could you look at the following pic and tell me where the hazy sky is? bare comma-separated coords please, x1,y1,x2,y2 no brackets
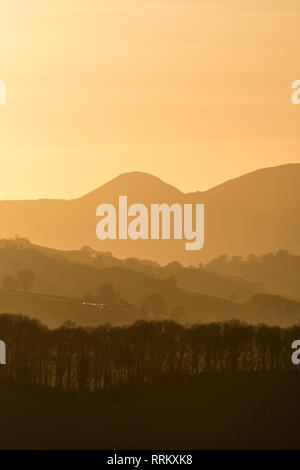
0,0,299,199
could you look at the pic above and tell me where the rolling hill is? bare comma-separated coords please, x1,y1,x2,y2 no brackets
0,244,249,326
0,164,299,264
0,243,299,327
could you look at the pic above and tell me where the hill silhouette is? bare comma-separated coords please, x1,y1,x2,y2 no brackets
0,241,299,326
0,239,264,302
0,164,299,264
0,242,249,326
206,250,300,301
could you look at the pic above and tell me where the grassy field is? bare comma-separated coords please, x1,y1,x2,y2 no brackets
0,290,137,327
0,373,300,449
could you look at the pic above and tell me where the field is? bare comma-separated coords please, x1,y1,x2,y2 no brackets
1,373,300,450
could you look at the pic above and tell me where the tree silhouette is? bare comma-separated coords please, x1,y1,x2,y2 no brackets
142,293,167,320
171,305,186,322
0,313,298,392
16,270,35,293
2,275,15,291
97,282,118,304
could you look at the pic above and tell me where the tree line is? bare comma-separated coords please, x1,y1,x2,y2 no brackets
0,314,299,392
2,270,35,293
83,283,187,322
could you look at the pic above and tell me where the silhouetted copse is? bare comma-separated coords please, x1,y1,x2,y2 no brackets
206,250,300,301
0,314,298,392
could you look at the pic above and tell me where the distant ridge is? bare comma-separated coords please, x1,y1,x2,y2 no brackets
78,171,184,203
0,163,299,263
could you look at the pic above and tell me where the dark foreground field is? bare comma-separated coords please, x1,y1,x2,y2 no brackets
1,373,300,449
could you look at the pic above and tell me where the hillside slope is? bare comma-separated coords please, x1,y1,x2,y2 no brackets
0,164,299,264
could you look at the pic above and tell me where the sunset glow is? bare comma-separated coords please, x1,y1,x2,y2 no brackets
0,0,299,199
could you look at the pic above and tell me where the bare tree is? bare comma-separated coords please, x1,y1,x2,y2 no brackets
16,270,35,293
97,282,118,304
2,275,15,291
142,293,167,320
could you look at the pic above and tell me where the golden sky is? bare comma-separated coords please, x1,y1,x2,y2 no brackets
0,0,299,199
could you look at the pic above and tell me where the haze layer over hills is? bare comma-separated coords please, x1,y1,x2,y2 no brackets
0,164,299,264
